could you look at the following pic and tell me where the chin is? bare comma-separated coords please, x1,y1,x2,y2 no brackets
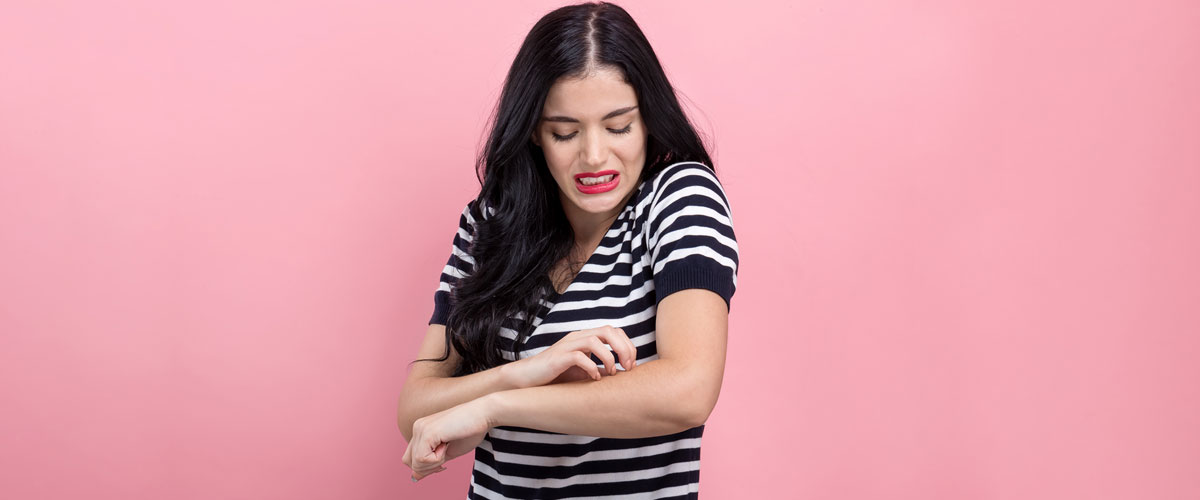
568,189,626,214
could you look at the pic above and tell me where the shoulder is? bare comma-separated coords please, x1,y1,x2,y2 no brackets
455,197,495,227
640,161,733,224
649,160,721,187
637,162,740,308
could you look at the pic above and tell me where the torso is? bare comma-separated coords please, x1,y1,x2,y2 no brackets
549,241,600,295
438,161,738,500
550,209,628,295
549,261,574,295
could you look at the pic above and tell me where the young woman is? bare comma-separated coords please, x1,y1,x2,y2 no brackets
397,2,739,498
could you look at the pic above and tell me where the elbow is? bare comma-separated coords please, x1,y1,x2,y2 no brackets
675,377,722,430
678,399,716,430
396,395,415,442
397,376,435,443
398,417,413,443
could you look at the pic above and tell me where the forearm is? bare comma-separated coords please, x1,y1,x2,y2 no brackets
398,362,520,441
484,358,709,439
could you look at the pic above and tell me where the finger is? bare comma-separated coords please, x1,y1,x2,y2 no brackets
413,461,441,478
615,327,636,370
414,463,442,478
586,336,617,375
573,351,602,380
415,440,446,470
404,417,425,466
428,442,447,463
598,327,635,371
412,466,448,482
627,334,637,368
580,327,618,373
414,461,446,480
562,365,591,383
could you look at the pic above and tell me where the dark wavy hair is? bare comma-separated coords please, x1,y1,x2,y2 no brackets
423,1,714,376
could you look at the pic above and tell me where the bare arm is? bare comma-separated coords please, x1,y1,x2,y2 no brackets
396,323,521,442
397,322,634,442
400,291,729,478
482,289,728,438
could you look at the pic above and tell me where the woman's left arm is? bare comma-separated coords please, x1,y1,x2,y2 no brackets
487,287,728,437
405,165,738,480
402,288,728,479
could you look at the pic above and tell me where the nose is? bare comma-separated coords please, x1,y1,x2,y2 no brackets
580,127,608,168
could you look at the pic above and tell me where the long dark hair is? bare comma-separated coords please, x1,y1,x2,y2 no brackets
423,1,714,376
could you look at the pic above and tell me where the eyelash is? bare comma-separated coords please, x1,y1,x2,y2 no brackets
551,124,633,142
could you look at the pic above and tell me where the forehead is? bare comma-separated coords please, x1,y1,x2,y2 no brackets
542,68,638,119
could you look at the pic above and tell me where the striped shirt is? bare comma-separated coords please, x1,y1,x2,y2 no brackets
429,161,739,499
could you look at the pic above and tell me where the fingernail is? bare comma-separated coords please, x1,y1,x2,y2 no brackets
411,476,419,483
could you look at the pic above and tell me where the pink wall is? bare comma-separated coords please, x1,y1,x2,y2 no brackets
2,1,1198,498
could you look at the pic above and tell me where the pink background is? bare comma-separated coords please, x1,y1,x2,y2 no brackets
2,1,1198,498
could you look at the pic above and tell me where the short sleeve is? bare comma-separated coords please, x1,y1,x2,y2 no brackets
646,164,740,310
428,200,482,326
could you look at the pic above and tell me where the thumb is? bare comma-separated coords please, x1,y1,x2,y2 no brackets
425,441,448,462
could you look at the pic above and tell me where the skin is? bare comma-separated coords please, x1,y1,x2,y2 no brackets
532,65,648,265
399,65,729,483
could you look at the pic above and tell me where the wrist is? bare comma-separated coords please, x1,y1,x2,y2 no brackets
480,390,511,429
498,359,527,390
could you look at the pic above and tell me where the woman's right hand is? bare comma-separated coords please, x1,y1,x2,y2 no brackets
503,325,638,388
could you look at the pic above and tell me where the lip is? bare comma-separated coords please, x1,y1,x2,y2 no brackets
574,170,620,194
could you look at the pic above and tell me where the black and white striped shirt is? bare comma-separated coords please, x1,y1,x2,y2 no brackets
429,161,739,499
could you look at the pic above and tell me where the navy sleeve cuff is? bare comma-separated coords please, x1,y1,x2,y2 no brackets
429,291,451,325
654,262,736,311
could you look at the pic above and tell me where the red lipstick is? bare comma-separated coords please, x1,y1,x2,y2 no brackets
574,170,620,194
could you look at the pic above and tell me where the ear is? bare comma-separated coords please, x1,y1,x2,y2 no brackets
530,130,540,147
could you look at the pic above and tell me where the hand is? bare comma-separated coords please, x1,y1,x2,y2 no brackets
549,365,597,384
402,397,492,482
504,325,638,388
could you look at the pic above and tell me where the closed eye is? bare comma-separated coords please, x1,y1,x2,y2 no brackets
551,124,634,142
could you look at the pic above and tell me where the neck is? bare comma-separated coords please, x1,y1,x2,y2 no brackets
560,188,636,250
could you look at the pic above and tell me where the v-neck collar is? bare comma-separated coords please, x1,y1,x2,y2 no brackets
547,206,626,301
545,185,642,306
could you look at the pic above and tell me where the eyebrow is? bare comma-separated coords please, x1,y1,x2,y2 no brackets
542,105,638,123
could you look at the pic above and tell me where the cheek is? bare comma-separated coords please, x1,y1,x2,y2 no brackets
616,131,648,161
545,143,572,162
616,139,641,157
543,147,575,183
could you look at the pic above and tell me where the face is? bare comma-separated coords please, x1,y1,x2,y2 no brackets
531,66,648,221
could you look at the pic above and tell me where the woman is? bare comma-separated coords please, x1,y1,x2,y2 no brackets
397,2,739,498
